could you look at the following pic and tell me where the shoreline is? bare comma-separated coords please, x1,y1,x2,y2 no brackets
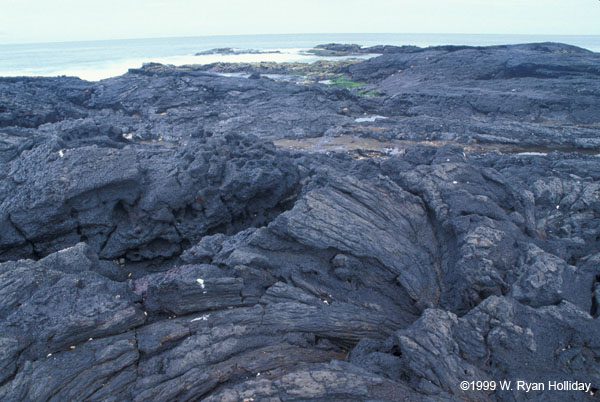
1,33,599,80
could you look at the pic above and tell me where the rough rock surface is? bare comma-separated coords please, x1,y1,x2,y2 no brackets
1,43,599,401
343,42,600,150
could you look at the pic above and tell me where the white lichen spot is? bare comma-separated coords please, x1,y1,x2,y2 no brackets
196,278,205,289
190,314,210,322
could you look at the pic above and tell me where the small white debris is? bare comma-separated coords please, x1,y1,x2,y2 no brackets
58,150,64,158
322,300,330,305
517,152,547,157
115,294,120,299
354,115,388,123
69,346,76,350
556,205,560,210
122,133,133,140
452,180,458,184
47,353,52,358
190,314,210,322
88,338,93,341
128,273,132,278
256,372,261,377
144,311,148,316
388,147,403,156
196,278,205,289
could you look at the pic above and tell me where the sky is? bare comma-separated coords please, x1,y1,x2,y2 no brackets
1,0,599,44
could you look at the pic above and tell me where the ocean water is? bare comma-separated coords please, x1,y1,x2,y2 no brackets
0,33,598,81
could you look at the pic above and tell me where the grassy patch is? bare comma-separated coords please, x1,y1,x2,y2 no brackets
327,75,383,96
329,76,365,89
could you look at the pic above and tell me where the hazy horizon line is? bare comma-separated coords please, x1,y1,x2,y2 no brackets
3,32,600,46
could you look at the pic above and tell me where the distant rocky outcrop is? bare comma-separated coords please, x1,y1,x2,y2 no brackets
305,43,419,56
304,43,365,56
195,47,281,56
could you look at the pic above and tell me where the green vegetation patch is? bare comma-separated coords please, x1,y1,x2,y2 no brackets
329,76,365,89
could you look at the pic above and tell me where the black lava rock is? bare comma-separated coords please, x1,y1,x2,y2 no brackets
1,43,599,401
